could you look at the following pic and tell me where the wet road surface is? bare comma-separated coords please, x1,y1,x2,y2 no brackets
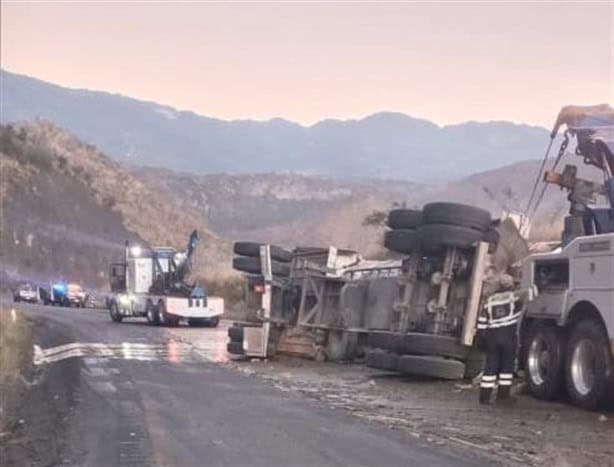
8,302,487,467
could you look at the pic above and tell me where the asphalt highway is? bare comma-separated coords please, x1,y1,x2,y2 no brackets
8,301,486,467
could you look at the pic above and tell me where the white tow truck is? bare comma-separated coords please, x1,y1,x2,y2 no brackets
107,230,224,327
520,105,614,410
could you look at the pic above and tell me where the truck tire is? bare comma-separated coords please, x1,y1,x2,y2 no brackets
523,322,563,401
397,355,466,380
233,242,293,263
146,302,160,326
232,256,291,277
365,349,399,371
158,301,179,327
423,202,491,232
387,209,423,230
227,341,244,355
384,230,421,254
417,224,483,252
207,316,220,328
367,332,471,360
228,326,244,341
110,302,123,323
565,319,613,410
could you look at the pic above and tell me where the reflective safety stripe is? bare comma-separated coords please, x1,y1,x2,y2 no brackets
488,320,519,329
488,313,521,328
498,380,512,386
490,311,522,324
480,382,497,388
499,373,513,379
481,375,497,382
476,323,488,330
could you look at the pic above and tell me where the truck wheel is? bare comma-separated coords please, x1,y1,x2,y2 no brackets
227,341,244,355
146,303,160,326
228,325,244,341
387,209,423,230
110,303,123,323
523,322,563,400
417,224,483,252
158,302,178,327
207,316,220,328
383,230,421,254
233,242,293,263
365,349,399,371
565,319,613,410
397,355,466,380
422,202,491,232
232,256,291,277
367,332,471,360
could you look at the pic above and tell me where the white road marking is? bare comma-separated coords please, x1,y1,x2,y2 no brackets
32,341,213,365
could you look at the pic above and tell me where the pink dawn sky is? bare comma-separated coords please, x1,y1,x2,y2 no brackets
1,1,613,128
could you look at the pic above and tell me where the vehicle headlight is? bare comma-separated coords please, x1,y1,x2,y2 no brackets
119,295,130,305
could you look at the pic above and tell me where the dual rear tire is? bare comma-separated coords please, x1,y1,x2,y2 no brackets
384,203,492,255
523,319,613,410
146,301,179,327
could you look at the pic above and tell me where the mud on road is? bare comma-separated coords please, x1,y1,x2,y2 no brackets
225,356,614,467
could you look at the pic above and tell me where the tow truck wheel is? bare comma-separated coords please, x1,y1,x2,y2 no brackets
157,301,178,327
565,319,613,410
146,302,160,326
207,316,220,328
110,303,123,323
523,322,563,400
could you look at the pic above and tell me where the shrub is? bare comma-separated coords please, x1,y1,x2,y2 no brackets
202,276,245,307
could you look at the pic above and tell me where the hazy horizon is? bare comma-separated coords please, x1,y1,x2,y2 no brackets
1,2,613,128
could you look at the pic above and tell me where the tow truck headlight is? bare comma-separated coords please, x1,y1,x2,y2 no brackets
130,245,142,257
119,295,131,306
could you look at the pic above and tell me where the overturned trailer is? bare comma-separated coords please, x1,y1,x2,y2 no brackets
227,204,527,380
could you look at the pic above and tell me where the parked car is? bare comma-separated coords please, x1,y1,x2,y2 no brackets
13,283,39,303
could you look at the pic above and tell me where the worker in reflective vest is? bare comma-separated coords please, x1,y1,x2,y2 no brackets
477,275,538,404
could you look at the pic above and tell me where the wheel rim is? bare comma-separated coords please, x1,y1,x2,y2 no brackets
147,308,154,322
528,336,550,386
571,339,596,396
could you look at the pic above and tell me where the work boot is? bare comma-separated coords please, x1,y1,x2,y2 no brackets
496,385,516,405
479,387,493,405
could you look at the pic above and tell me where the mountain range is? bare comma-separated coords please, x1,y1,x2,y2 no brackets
1,69,551,182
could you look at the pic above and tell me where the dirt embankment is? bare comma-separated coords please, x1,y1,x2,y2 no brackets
0,306,80,466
